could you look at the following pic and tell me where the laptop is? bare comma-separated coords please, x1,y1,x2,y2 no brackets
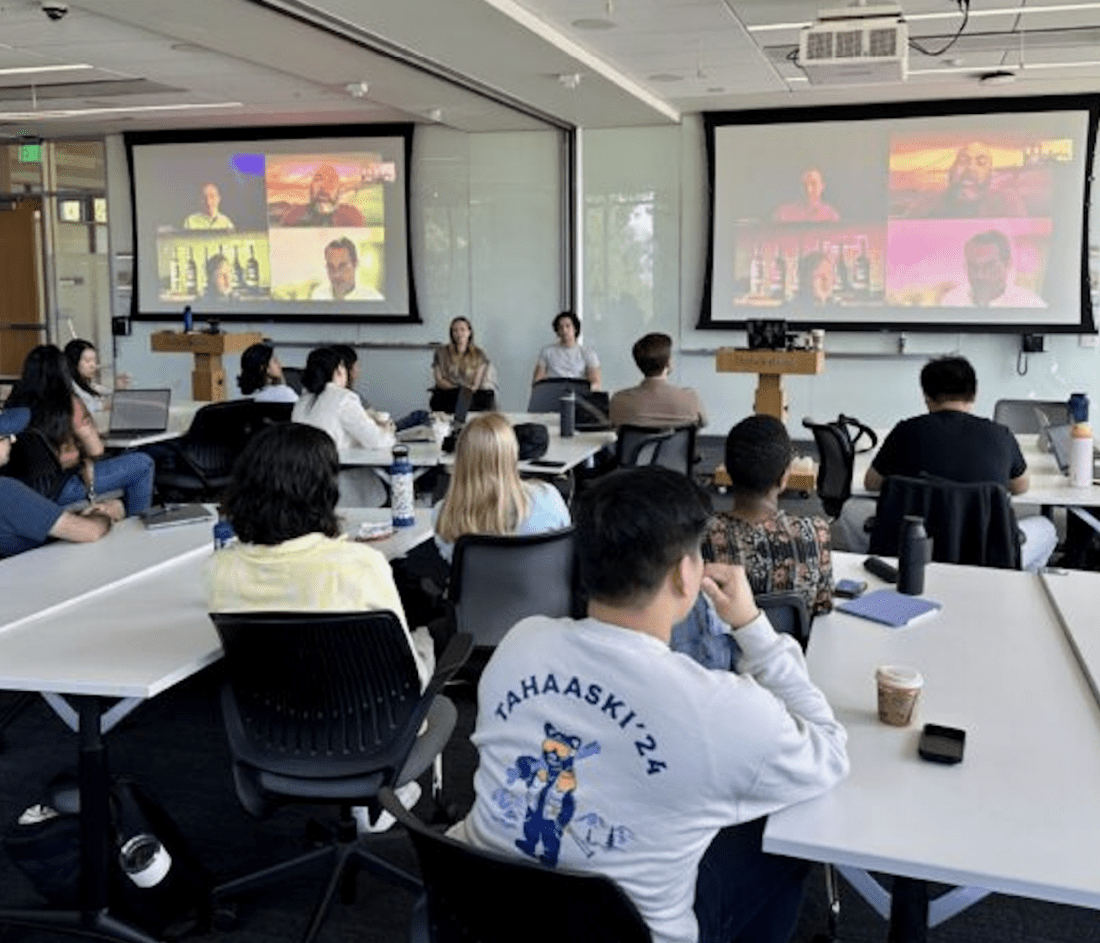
1044,423,1100,479
108,388,172,437
575,390,611,431
140,503,214,530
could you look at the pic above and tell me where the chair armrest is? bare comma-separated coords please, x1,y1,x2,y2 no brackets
424,632,473,700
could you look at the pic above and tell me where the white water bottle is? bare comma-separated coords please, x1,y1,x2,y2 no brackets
1070,423,1093,488
390,446,415,527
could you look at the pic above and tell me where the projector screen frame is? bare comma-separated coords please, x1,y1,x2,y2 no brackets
699,95,1098,335
124,122,420,325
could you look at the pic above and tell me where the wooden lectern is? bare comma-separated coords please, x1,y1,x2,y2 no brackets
715,347,825,492
151,330,264,402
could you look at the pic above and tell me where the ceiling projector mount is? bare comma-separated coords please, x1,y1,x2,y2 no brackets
798,3,909,85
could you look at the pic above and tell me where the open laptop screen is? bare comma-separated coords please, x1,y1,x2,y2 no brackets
108,388,172,434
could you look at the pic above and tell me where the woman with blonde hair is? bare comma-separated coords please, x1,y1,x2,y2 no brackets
432,412,569,563
429,317,496,413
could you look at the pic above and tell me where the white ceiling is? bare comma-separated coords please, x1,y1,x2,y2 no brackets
0,0,1099,138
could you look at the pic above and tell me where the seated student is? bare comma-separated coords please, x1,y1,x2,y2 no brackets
208,421,432,831
291,346,393,507
672,415,832,671
609,332,707,429
864,355,1057,571
0,407,123,557
237,342,298,403
432,412,570,564
5,345,153,517
430,317,497,413
452,466,848,943
531,311,601,389
64,339,118,414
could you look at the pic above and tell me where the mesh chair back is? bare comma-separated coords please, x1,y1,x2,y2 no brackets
527,378,591,413
868,475,1021,569
210,610,427,781
992,399,1070,434
615,425,697,477
449,528,576,648
802,415,876,519
379,787,652,943
755,590,812,652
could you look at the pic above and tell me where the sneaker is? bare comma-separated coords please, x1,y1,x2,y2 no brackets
353,780,422,835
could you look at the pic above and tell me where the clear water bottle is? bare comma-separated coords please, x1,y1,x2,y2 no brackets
390,446,415,528
213,518,236,550
897,516,932,596
560,391,576,438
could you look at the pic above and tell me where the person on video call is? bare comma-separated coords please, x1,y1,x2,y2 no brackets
906,142,1027,219
796,251,837,306
280,164,365,227
183,182,235,231
772,168,840,223
203,253,237,301
940,230,1045,308
309,237,382,301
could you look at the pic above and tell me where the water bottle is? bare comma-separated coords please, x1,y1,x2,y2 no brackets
1068,392,1089,424
1070,422,1093,488
213,518,236,550
897,516,933,596
115,785,172,889
182,305,193,333
560,391,576,438
390,446,415,528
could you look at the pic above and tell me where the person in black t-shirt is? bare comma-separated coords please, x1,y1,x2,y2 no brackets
865,356,1056,569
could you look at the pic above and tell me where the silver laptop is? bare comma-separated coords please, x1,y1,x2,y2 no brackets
108,388,172,436
140,503,213,530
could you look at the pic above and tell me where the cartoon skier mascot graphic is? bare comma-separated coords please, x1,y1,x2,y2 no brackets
509,722,593,866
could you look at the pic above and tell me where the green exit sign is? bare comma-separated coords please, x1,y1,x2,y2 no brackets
18,143,41,163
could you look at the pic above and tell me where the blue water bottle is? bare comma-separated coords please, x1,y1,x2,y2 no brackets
390,446,415,528
1068,392,1089,424
182,305,193,333
213,517,236,550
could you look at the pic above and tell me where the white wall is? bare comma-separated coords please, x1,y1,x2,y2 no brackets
107,118,1100,435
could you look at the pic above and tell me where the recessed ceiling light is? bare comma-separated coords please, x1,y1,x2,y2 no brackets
648,73,683,83
170,43,208,53
572,18,615,29
0,63,93,76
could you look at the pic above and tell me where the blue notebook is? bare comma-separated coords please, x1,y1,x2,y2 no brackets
837,589,941,627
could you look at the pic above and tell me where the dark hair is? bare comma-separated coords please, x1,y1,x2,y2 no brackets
631,333,672,377
331,344,358,372
238,343,274,395
724,415,793,496
797,251,832,300
575,466,711,606
7,344,75,447
204,253,230,298
222,423,341,545
965,229,1011,264
301,347,342,395
920,356,976,404
552,311,581,335
64,339,99,398
325,237,357,267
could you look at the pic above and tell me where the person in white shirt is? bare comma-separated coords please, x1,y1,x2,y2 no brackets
532,311,601,388
940,229,1046,308
309,237,383,301
291,346,394,505
453,466,848,943
237,342,298,404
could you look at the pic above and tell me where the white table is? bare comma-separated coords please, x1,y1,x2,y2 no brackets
1039,567,1100,710
0,508,431,943
340,412,615,476
763,552,1100,940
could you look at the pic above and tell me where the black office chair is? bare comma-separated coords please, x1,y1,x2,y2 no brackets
379,787,652,943
615,424,697,478
527,377,591,413
433,528,577,673
992,398,1069,434
802,415,878,520
754,590,813,652
209,610,472,943
280,366,304,395
3,427,66,502
868,475,1021,570
428,387,496,414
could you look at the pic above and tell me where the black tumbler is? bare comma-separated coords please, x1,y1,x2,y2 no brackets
897,515,933,596
560,392,575,438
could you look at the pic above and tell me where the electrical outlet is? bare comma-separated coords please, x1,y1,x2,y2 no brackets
1080,335,1098,349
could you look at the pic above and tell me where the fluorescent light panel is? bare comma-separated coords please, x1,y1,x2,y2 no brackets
0,102,243,121
0,63,94,76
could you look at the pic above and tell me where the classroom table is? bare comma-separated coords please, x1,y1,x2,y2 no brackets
0,508,431,943
763,552,1100,943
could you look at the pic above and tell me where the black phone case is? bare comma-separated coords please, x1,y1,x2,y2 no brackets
918,724,966,764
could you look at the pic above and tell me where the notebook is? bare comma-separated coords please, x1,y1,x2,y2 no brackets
108,388,172,436
1044,423,1100,478
140,503,214,530
837,589,941,628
